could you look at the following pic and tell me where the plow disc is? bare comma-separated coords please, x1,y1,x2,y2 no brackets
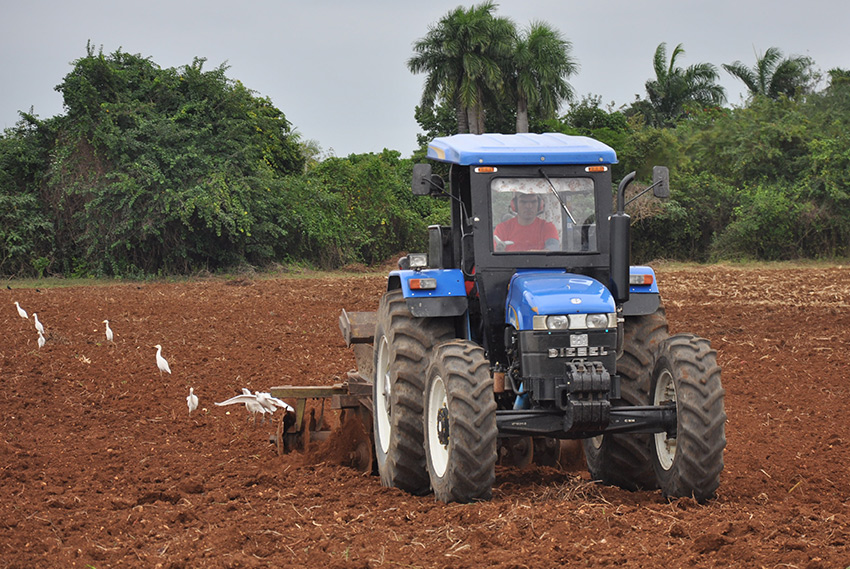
269,371,375,473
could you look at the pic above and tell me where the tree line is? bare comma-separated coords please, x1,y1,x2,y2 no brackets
1,6,849,278
0,43,447,277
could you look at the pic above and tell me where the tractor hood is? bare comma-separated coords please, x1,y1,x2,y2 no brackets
505,270,615,330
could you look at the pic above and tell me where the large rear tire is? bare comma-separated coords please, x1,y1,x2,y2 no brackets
373,289,454,495
651,334,726,502
583,306,668,491
424,341,497,503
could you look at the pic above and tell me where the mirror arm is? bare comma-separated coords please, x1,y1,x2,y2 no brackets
423,176,444,192
624,179,662,207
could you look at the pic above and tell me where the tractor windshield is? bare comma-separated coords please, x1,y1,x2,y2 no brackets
491,177,596,253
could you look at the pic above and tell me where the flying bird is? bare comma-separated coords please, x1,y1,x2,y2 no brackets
103,320,114,342
154,344,172,376
255,391,294,414
254,391,294,424
215,389,291,424
14,301,28,319
215,392,266,422
37,330,45,349
187,387,199,414
33,313,45,335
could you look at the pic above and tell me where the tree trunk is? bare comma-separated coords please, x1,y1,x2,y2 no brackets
475,86,486,134
456,102,469,134
477,103,486,134
468,106,482,134
516,96,529,133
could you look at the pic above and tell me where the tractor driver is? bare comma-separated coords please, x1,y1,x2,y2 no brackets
493,192,559,252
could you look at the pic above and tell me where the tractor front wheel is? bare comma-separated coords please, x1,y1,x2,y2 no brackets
651,334,726,502
583,306,668,490
373,290,454,495
424,341,497,503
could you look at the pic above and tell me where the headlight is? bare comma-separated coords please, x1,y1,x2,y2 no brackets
408,253,428,268
532,313,616,330
586,313,610,329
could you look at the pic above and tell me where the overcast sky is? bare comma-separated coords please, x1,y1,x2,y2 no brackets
2,0,848,157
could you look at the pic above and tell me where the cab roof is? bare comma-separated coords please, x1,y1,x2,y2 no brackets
426,133,618,166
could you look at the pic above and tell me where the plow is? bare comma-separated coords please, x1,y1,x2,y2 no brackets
268,310,376,473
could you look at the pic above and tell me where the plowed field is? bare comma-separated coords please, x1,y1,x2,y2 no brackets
2,264,849,568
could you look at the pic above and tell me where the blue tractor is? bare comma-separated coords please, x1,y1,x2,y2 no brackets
343,133,726,503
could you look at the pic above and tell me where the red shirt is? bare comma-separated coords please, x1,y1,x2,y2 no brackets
494,217,559,252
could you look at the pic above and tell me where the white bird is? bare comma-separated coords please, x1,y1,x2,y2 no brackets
154,344,172,376
187,387,199,414
103,320,114,342
215,389,291,424
254,391,294,424
37,330,45,349
215,392,266,422
14,301,28,319
33,313,45,335
255,391,294,413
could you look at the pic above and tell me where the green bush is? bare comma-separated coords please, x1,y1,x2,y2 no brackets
0,116,55,275
42,46,305,276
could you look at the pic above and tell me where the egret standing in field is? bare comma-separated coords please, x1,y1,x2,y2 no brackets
14,301,28,319
103,320,114,342
154,344,172,376
37,330,45,349
187,387,199,414
33,313,45,335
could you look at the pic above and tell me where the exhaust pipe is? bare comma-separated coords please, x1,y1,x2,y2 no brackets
609,172,635,304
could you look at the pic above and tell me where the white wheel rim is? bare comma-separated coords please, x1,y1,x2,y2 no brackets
375,336,391,454
653,368,677,470
427,374,449,477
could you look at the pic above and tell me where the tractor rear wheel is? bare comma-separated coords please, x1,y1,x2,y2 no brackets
651,334,726,502
373,289,454,495
424,341,497,503
583,306,668,490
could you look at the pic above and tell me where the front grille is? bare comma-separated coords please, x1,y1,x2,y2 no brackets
518,330,616,377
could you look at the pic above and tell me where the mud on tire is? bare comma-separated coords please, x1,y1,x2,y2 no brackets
423,341,497,503
583,306,668,491
372,289,454,495
651,333,726,503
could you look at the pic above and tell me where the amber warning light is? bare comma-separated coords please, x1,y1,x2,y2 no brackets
629,274,654,286
410,278,437,290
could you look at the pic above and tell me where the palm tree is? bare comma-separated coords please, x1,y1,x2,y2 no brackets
722,47,814,100
408,1,515,134
644,43,725,126
511,21,578,133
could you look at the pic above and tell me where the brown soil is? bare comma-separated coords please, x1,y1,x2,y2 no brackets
2,265,849,568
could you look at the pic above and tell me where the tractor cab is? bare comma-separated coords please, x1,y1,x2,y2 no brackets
408,133,660,375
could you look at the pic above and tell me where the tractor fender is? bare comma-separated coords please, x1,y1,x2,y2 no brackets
388,269,468,318
622,266,661,316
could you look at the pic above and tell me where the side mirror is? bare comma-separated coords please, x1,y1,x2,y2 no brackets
412,163,445,196
412,163,432,195
652,166,670,199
